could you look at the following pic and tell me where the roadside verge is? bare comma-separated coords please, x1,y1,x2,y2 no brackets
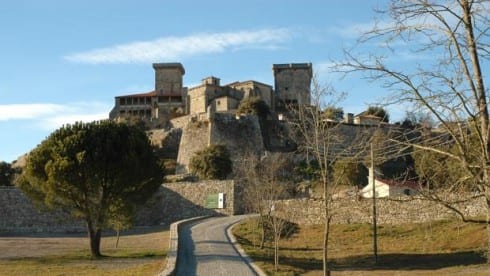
226,215,266,276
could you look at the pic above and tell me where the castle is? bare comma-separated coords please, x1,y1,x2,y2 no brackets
108,63,393,174
109,62,313,125
109,62,313,173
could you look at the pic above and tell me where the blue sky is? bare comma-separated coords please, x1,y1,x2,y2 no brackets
0,0,419,162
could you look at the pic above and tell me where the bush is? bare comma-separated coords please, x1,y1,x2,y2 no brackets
333,159,368,187
236,97,270,119
0,161,15,186
189,145,232,180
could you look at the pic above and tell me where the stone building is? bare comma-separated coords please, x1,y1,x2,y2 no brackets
273,63,313,111
109,62,313,172
109,63,187,127
109,62,312,124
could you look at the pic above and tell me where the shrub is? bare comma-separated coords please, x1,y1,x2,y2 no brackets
237,97,270,119
189,145,232,180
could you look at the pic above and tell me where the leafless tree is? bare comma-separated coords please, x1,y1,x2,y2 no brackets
339,0,490,256
288,78,367,274
237,151,296,271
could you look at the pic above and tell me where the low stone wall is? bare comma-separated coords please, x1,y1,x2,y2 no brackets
0,187,85,233
135,180,239,225
2,184,485,232
0,180,239,233
276,196,487,225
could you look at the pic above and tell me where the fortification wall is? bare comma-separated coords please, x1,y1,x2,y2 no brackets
175,120,210,174
169,114,191,129
0,180,240,233
176,113,265,173
274,195,486,225
209,113,265,165
148,128,182,159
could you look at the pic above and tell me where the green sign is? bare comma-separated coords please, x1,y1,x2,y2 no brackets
205,194,219,209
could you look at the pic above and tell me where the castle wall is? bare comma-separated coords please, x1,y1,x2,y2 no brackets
188,86,208,114
147,128,182,159
209,113,265,166
175,120,210,174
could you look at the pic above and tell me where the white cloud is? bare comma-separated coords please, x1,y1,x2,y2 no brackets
0,102,110,130
42,112,108,130
64,28,292,64
0,103,66,120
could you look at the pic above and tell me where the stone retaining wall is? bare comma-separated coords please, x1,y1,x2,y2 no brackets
0,180,239,233
135,180,239,225
0,187,85,233
275,196,486,225
1,184,486,233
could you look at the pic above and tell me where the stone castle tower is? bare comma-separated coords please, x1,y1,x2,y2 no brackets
273,63,312,111
153,63,185,95
110,62,313,131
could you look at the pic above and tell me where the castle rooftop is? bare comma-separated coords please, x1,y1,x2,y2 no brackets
272,63,312,70
152,62,185,74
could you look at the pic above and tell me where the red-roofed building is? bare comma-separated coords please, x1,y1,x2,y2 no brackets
109,62,312,128
109,63,188,127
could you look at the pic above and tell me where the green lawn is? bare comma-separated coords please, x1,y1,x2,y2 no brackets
233,218,490,275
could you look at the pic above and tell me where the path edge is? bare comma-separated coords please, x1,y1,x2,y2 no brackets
158,215,210,276
226,215,267,276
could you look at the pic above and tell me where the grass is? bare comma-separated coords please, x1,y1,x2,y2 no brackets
233,218,490,275
0,226,169,275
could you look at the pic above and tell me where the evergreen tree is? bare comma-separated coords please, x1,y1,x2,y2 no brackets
17,121,163,258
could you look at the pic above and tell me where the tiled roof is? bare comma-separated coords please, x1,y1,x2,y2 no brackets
117,90,183,98
117,91,157,98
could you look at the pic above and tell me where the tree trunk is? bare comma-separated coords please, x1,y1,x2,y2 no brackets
260,216,266,249
115,229,120,248
485,194,490,263
323,175,330,275
323,209,330,275
88,222,102,258
274,232,279,272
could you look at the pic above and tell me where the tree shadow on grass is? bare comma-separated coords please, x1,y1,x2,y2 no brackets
342,251,486,271
248,250,486,272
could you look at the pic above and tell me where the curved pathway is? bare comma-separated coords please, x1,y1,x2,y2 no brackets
175,215,258,276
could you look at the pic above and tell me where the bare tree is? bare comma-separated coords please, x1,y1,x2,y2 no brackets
237,151,296,272
288,78,366,274
340,0,490,254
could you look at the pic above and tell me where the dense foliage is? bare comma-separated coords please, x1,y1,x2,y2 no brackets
332,159,368,188
323,106,344,120
17,121,163,257
0,162,17,186
236,96,270,118
189,144,232,180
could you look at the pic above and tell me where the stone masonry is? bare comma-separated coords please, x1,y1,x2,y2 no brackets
275,196,486,225
0,180,239,233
